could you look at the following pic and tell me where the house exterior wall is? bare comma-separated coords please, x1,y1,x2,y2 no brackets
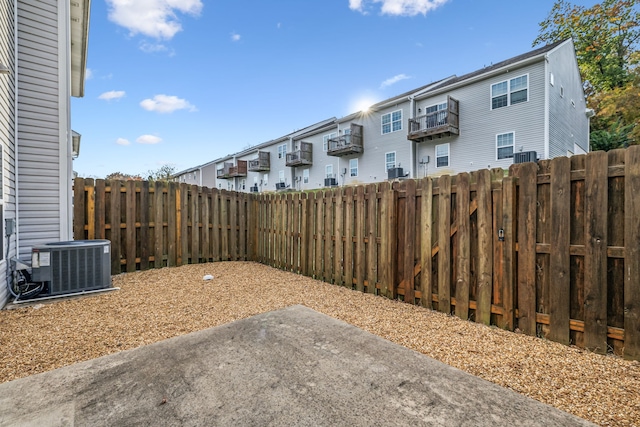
0,0,18,306
16,0,72,258
415,61,547,177
546,40,589,157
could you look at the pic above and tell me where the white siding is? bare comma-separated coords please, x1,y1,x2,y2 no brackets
0,0,17,306
17,0,70,258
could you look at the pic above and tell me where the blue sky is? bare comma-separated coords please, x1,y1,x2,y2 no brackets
72,0,598,178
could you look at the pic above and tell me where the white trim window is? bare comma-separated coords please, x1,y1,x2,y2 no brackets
425,102,448,127
278,170,285,183
349,158,358,177
323,132,337,151
435,143,449,168
382,110,402,134
303,168,309,184
385,151,396,171
277,143,287,159
325,164,333,178
263,173,268,186
241,179,246,190
491,74,528,109
496,132,515,160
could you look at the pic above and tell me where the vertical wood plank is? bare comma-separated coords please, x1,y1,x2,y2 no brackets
516,162,538,335
73,177,85,240
334,188,344,286
624,145,640,359
366,183,378,294
583,151,608,353
221,191,229,261
180,183,189,265
95,179,106,239
154,182,164,268
139,181,149,271
292,193,300,272
239,193,247,261
167,182,177,267
201,187,210,262
356,185,366,292
191,184,200,263
125,180,136,272
420,177,433,308
230,192,238,261
501,175,515,330
325,190,333,281
404,180,416,303
300,193,309,275
344,186,354,289
211,189,220,262
109,181,122,275
315,192,324,279
549,156,571,345
476,169,493,325
86,179,95,240
437,175,451,313
455,173,470,319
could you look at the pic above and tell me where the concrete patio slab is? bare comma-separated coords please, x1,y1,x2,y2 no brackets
0,305,595,426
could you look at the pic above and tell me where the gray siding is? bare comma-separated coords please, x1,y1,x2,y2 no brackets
547,40,589,157
17,0,67,257
415,61,547,177
0,0,17,306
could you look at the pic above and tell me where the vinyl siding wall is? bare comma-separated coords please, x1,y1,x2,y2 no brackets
0,0,17,306
415,61,547,177
17,0,67,257
547,41,589,157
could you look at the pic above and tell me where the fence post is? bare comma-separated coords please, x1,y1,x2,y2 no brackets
420,177,433,309
455,173,470,319
73,177,86,240
501,175,516,330
379,181,395,299
624,145,640,360
476,169,492,325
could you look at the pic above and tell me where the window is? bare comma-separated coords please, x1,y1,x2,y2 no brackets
491,74,528,109
241,179,246,190
277,144,287,159
497,132,515,159
436,143,449,168
343,128,351,144
349,158,358,177
323,132,337,151
425,102,448,127
382,110,402,134
279,170,285,183
303,169,309,184
385,152,396,170
550,72,555,86
325,164,333,178
263,173,268,186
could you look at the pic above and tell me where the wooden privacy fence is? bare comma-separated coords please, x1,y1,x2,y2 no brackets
74,146,640,360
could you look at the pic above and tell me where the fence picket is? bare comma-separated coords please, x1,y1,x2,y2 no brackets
455,173,470,319
624,145,640,360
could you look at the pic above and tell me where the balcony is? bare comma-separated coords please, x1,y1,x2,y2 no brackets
216,160,247,179
248,151,270,172
327,124,363,157
286,141,313,167
407,96,459,141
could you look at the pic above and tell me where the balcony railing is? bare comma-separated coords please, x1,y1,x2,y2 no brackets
286,141,313,167
248,151,270,172
327,124,363,157
216,160,247,179
407,96,460,141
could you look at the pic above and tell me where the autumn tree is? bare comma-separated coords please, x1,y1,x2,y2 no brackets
535,0,640,150
146,164,176,182
534,0,640,95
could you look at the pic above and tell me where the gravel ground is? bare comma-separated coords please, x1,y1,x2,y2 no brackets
1,262,638,426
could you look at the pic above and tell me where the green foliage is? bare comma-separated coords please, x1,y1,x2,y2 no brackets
146,164,177,182
534,0,640,95
105,171,143,181
590,121,634,151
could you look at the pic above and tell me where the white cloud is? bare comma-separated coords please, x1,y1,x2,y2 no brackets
98,90,126,101
140,94,197,113
106,0,203,40
231,32,241,42
85,68,93,80
139,41,169,53
116,138,131,146
349,0,449,16
137,135,163,144
380,74,411,89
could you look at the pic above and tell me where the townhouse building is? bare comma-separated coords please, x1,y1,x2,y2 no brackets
175,39,590,193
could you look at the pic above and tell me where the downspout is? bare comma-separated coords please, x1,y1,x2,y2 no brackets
13,0,19,257
58,0,73,240
408,96,415,179
544,54,550,160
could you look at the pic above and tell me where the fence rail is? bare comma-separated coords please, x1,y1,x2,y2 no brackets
74,146,640,360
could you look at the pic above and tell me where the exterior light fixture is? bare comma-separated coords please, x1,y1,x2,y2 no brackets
0,62,9,74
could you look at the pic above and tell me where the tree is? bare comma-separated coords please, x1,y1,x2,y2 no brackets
146,164,176,182
534,0,640,95
105,172,143,181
